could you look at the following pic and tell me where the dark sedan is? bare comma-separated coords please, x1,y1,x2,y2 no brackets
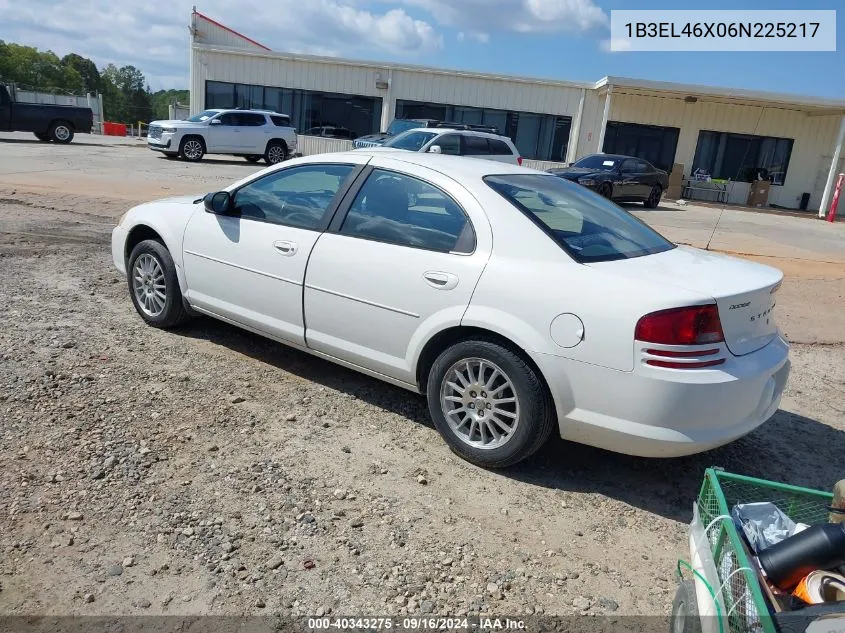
547,154,668,208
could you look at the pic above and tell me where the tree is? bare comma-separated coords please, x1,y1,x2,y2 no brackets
151,89,190,120
0,40,83,92
61,53,101,93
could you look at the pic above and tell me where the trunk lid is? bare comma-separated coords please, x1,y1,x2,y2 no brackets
589,245,783,356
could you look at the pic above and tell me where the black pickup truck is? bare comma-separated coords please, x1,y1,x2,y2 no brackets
0,84,94,143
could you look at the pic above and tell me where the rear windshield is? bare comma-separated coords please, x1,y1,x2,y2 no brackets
384,130,438,151
484,174,675,263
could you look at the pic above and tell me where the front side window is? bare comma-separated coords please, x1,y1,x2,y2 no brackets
340,169,475,253
233,164,355,229
434,134,461,155
384,130,439,151
485,174,674,263
463,136,490,156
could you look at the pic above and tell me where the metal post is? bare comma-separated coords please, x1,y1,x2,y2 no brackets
97,92,105,134
378,68,395,134
819,115,845,218
596,85,612,153
565,88,586,165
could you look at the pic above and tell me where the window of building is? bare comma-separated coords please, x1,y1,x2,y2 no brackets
233,164,355,228
205,81,382,140
341,169,475,253
692,131,794,185
602,122,680,172
395,100,571,162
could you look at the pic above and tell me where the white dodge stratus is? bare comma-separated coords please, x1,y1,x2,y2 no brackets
112,151,790,468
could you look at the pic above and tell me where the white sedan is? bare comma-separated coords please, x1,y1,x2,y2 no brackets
112,151,790,468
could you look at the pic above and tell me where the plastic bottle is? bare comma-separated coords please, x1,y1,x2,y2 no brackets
831,480,845,524
758,523,845,590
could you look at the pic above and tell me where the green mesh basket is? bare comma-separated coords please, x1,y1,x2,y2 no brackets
696,468,834,633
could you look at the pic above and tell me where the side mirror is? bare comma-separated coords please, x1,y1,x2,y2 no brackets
209,119,222,125
204,191,232,214
428,145,442,154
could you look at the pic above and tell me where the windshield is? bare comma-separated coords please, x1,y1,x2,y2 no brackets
572,155,621,170
485,174,675,263
387,119,425,136
186,110,219,123
384,130,438,151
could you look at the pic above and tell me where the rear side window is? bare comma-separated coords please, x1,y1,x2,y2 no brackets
488,139,512,155
240,113,266,126
217,113,239,126
463,136,490,156
484,174,674,263
340,169,475,253
636,160,651,171
271,115,291,127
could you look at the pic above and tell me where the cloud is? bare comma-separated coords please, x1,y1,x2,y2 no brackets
600,37,632,53
398,0,607,39
0,0,443,89
457,31,490,43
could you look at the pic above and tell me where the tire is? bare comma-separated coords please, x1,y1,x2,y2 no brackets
644,185,663,209
34,132,50,142
426,339,555,469
179,136,205,161
264,141,287,165
127,239,191,329
244,155,262,163
670,580,703,633
49,121,74,144
597,182,613,199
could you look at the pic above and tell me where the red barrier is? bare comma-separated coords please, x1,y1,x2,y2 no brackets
827,173,844,222
102,122,127,137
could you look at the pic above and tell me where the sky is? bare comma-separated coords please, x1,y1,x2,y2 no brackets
0,0,843,98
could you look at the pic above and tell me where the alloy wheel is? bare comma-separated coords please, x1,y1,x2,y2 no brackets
267,145,285,164
183,140,203,160
132,253,167,317
439,358,520,450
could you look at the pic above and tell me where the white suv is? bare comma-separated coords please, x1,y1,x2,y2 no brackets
366,128,523,165
147,109,298,164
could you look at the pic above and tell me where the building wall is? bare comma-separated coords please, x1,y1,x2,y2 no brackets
609,91,843,210
192,14,268,51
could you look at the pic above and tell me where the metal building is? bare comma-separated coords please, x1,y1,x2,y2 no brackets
189,9,845,214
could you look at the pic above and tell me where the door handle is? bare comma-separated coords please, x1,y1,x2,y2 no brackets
273,240,298,256
423,271,459,290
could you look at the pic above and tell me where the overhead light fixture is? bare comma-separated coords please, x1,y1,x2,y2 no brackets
684,96,698,103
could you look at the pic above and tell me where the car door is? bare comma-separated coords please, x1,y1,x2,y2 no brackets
206,112,241,152
303,157,492,385
617,158,641,200
239,112,271,154
635,160,656,197
182,159,368,345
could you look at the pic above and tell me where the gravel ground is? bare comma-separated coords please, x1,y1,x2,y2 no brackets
1,135,843,618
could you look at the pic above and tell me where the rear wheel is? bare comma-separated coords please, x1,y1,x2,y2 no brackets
264,141,287,165
426,339,555,469
179,136,205,161
644,185,663,209
49,121,74,144
34,132,50,142
670,580,702,633
127,239,191,328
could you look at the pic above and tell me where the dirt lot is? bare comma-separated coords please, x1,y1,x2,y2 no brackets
1,134,844,618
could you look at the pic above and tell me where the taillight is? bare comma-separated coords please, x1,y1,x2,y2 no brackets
635,304,724,345
517,156,523,166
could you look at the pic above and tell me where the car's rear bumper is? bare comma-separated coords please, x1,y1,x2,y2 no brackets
536,335,790,457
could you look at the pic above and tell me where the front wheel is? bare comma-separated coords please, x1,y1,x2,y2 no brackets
644,185,663,209
597,182,613,199
127,240,191,328
179,136,205,161
426,339,555,469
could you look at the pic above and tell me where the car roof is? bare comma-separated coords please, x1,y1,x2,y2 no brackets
404,127,512,141
329,150,538,178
